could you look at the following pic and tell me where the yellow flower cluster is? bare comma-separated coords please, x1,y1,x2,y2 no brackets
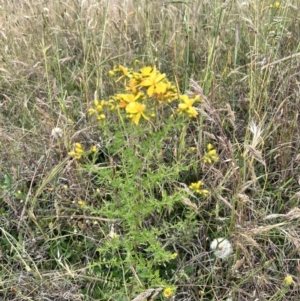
88,98,115,122
203,143,219,164
189,180,209,196
68,143,98,160
68,143,84,160
89,65,201,125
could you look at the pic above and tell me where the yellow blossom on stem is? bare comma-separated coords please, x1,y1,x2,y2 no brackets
163,287,174,298
108,70,115,77
284,275,293,286
126,102,149,125
139,66,166,97
200,189,209,197
189,180,203,193
203,143,219,163
97,114,106,121
178,95,199,118
68,151,76,157
88,108,96,115
119,65,129,76
207,143,214,151
114,65,132,82
75,143,83,153
157,81,178,103
153,81,168,96
270,1,280,9
140,66,153,77
126,78,139,94
90,145,98,153
96,104,103,113
68,143,84,160
189,181,209,196
78,200,85,207
116,92,143,108
208,149,217,156
88,98,108,120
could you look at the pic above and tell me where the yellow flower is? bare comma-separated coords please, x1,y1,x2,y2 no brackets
274,1,280,9
114,65,132,82
170,253,178,259
140,66,153,77
284,275,293,286
97,114,106,121
270,1,280,9
68,143,85,160
154,81,167,95
207,149,217,156
163,287,173,298
152,81,178,103
88,108,96,115
203,144,218,163
207,143,214,151
90,145,98,153
189,181,209,196
118,65,129,76
78,200,85,207
75,143,84,154
68,151,76,157
108,70,115,77
178,95,199,118
126,102,149,125
126,78,139,94
200,189,209,197
139,66,166,97
116,92,143,108
189,181,203,193
96,104,103,113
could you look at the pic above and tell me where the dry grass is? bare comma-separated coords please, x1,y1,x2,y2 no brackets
0,0,300,300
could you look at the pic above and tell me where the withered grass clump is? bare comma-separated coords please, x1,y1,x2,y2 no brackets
0,1,299,300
